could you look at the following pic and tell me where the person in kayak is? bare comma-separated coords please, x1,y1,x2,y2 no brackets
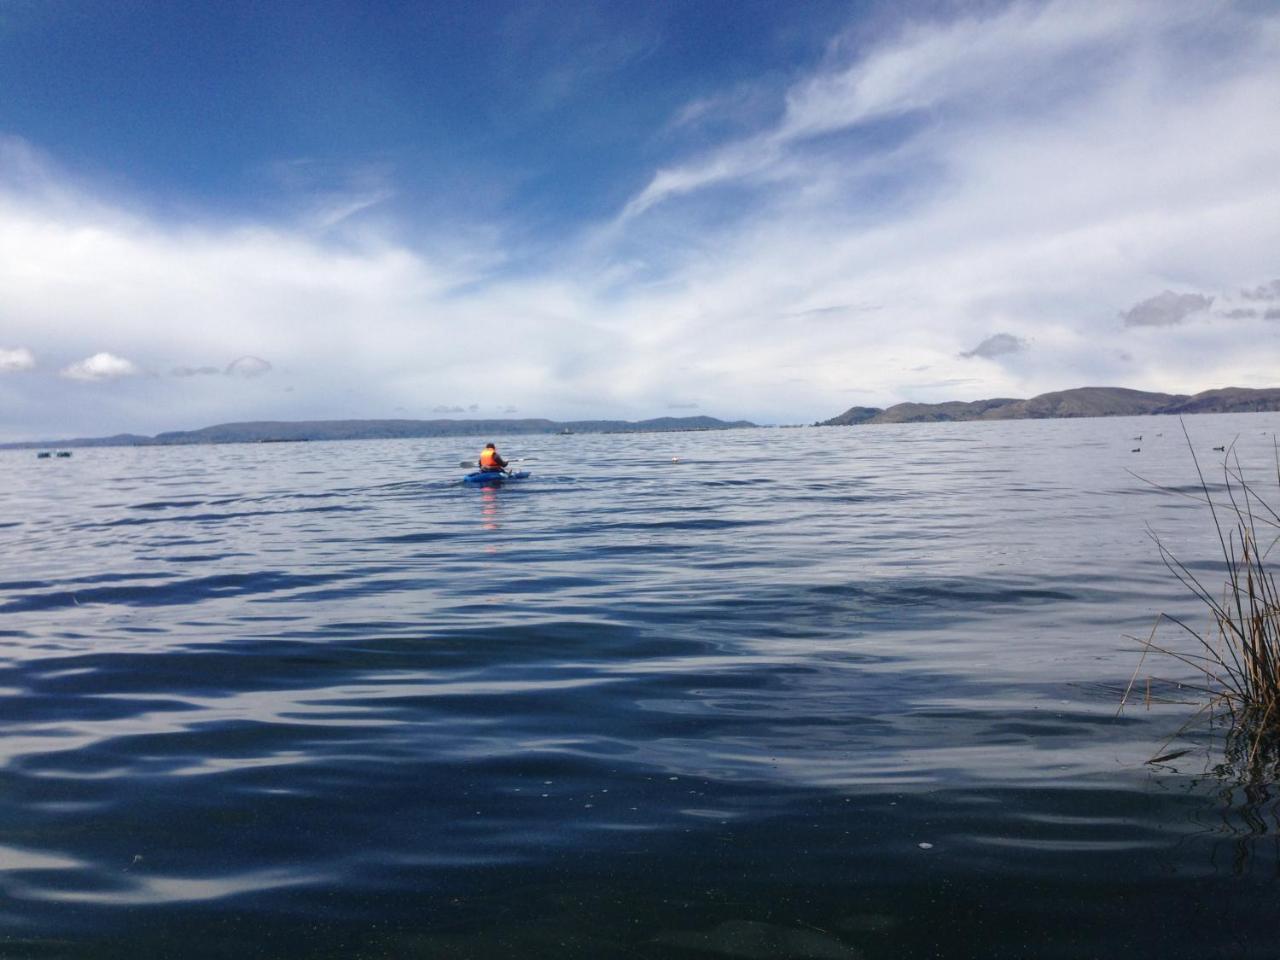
477,442,509,473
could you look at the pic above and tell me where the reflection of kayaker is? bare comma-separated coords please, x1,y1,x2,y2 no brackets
477,442,508,473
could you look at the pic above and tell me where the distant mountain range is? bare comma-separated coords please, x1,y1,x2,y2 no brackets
820,386,1280,425
1,415,756,450
10,387,1277,450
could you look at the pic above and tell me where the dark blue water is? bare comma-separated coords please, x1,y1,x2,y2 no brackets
3,415,1279,958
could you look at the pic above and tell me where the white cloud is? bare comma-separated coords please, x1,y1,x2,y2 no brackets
60,352,141,382
604,0,1280,410
0,347,35,373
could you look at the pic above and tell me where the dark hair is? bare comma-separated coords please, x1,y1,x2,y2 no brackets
485,442,495,448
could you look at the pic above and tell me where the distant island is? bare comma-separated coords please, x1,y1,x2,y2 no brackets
0,415,757,450
820,386,1280,426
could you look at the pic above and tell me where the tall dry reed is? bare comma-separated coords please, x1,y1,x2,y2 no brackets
1122,422,1280,770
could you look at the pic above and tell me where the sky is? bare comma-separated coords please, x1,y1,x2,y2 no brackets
1,0,1278,440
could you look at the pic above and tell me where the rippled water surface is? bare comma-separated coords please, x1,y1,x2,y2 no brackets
4,415,1280,958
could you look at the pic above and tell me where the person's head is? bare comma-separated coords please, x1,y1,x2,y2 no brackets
484,442,496,449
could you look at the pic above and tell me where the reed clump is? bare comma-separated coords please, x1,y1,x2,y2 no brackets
1123,424,1280,770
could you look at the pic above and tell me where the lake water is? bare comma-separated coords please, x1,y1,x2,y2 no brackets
2,414,1279,958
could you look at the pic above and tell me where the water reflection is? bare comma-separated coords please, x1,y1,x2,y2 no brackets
479,485,501,540
1141,728,1280,877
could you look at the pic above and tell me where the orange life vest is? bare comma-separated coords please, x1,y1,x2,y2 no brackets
479,448,501,468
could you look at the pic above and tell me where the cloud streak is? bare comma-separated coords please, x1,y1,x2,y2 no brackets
1241,280,1280,301
171,365,221,377
622,2,1174,218
1120,291,1214,328
961,333,1027,359
225,356,272,378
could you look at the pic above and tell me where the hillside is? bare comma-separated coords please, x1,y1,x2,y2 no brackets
820,386,1280,426
2,416,756,450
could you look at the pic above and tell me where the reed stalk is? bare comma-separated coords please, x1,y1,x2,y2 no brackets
1121,421,1280,772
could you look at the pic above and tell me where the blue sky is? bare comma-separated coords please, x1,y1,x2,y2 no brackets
1,0,1279,439
3,2,851,227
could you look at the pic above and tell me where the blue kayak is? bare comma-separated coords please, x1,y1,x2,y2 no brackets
463,469,530,486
